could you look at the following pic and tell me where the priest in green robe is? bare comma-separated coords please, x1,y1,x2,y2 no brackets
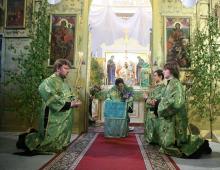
144,69,165,144
106,78,134,135
20,59,81,154
156,61,211,158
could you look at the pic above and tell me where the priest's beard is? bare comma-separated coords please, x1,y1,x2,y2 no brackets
59,74,67,79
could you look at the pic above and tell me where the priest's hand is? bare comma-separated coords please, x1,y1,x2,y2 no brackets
71,99,82,108
150,99,157,106
143,92,148,101
147,99,157,106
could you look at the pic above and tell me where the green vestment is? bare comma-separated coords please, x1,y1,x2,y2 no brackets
106,85,133,137
158,78,204,157
107,85,133,111
145,83,165,144
25,74,75,153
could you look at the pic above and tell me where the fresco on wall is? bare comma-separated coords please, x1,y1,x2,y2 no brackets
0,0,3,27
166,17,190,68
0,34,2,78
105,52,150,87
49,14,76,65
5,0,26,28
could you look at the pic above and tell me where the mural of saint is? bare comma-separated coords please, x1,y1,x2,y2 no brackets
166,18,190,68
105,54,150,87
136,56,145,85
107,55,116,85
177,38,190,67
167,22,184,61
0,35,2,78
118,61,135,86
0,5,3,26
6,0,25,28
50,16,76,65
118,62,129,84
127,62,135,86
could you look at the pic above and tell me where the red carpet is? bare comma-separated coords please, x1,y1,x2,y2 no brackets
40,133,179,170
75,133,146,170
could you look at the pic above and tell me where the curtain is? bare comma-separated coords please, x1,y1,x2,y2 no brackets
89,0,152,57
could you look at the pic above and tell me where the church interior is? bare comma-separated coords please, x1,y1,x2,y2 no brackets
0,0,220,169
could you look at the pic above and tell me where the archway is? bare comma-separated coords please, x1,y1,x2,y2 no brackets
87,0,153,126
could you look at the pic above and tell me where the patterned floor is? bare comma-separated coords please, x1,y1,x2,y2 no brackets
41,133,179,170
88,124,144,134
0,132,219,170
138,134,179,170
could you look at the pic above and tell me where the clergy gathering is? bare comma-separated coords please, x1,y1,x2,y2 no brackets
0,0,220,170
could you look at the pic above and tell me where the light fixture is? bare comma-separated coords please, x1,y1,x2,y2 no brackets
47,0,61,5
181,0,198,8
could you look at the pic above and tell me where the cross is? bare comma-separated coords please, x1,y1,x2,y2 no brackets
123,28,129,58
123,28,129,44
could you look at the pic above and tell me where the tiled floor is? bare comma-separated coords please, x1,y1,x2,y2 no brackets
0,132,78,170
172,142,220,170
